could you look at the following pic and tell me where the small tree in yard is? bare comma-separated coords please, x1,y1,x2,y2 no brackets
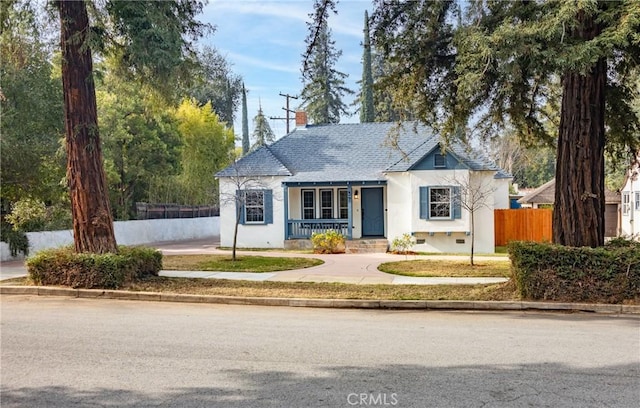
447,173,496,266
218,157,271,261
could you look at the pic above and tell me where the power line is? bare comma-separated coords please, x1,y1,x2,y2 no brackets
269,92,299,134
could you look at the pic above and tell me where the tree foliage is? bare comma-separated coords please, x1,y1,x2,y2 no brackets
359,10,375,123
300,2,353,124
0,0,65,206
96,65,182,220
371,0,640,247
188,46,243,126
174,99,235,205
252,102,276,150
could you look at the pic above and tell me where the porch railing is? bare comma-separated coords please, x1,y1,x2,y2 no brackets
287,219,349,239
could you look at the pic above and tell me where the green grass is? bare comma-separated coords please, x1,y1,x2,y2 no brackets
378,259,511,278
162,255,323,272
2,275,518,300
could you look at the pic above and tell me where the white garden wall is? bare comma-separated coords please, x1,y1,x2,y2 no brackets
1,217,220,261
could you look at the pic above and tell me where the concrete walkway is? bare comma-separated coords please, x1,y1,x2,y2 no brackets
0,237,509,285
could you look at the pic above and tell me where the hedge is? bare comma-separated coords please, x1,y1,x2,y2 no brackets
26,246,162,289
508,239,640,303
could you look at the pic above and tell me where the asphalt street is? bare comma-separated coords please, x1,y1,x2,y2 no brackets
1,296,639,407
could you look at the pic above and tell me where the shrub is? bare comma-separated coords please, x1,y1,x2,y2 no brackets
27,246,162,289
391,233,415,254
508,241,640,303
311,230,345,254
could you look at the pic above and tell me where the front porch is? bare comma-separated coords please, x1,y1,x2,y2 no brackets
283,181,387,241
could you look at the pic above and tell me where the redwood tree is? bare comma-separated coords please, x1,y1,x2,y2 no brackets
58,0,116,253
55,0,209,253
372,0,640,247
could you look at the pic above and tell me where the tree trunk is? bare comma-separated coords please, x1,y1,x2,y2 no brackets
553,11,606,248
59,0,117,254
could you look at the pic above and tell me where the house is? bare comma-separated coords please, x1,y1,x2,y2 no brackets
216,113,512,253
620,155,640,238
518,178,621,237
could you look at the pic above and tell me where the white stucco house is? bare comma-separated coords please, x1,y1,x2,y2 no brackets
216,113,512,253
620,155,640,238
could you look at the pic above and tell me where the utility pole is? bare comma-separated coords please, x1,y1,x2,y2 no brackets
270,92,298,134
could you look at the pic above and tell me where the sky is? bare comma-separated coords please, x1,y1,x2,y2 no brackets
199,0,372,139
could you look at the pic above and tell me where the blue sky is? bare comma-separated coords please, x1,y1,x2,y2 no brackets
200,0,371,138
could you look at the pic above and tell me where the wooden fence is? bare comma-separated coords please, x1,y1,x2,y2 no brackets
494,209,553,246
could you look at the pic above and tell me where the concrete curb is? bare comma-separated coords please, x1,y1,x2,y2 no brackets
1,286,638,314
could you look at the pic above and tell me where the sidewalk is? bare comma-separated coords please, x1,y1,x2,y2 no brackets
0,238,508,285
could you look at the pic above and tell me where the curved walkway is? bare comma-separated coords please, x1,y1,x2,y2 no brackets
0,238,509,285
155,238,508,285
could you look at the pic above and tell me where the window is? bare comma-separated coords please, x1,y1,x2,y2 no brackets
623,192,630,215
339,189,348,219
302,190,315,219
434,153,447,168
419,186,461,220
237,189,273,225
429,187,451,218
245,191,264,223
320,189,333,219
636,192,640,210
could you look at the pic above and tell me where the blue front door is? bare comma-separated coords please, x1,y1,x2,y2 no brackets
361,187,384,236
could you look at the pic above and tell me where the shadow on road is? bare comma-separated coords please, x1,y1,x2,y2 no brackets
2,362,638,407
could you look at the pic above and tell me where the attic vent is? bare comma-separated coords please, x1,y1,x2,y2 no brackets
434,153,446,168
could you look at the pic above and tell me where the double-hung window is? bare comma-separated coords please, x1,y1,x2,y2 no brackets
320,189,333,219
302,190,315,219
338,189,348,219
236,189,273,225
419,186,461,220
245,191,264,223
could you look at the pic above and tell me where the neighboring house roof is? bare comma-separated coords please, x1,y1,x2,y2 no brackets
217,122,511,183
518,179,621,204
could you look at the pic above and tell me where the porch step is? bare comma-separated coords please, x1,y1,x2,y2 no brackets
345,239,389,254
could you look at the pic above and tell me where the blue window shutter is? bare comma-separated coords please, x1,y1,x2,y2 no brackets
236,190,245,225
453,186,462,219
419,186,429,219
264,189,273,224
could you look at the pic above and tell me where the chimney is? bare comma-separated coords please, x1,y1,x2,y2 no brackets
295,111,308,129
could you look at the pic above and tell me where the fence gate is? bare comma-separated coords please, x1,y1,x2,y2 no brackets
494,209,553,246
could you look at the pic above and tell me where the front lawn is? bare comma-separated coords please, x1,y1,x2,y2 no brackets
162,255,323,273
378,259,511,278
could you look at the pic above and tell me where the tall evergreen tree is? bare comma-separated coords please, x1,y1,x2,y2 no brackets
372,0,640,247
241,83,249,155
300,2,352,124
189,46,243,127
55,0,209,254
252,101,276,150
359,10,375,123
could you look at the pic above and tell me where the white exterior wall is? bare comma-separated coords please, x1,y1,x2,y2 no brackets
494,178,511,209
386,170,497,253
219,176,285,248
620,170,640,239
1,217,220,261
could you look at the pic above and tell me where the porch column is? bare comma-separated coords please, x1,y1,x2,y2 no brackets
347,184,353,239
283,185,289,239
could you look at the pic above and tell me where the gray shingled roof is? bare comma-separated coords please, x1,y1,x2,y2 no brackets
217,122,511,182
519,179,621,204
215,146,291,177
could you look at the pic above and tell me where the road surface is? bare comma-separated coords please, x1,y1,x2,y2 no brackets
1,296,639,407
